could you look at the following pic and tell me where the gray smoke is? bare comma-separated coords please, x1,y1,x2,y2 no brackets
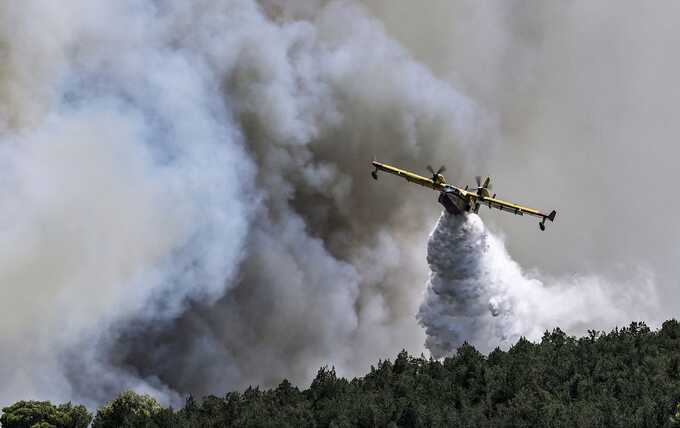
0,0,484,407
366,0,680,287
418,212,659,357
0,0,260,406
110,0,486,400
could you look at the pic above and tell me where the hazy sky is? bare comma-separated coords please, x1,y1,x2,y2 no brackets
367,1,680,288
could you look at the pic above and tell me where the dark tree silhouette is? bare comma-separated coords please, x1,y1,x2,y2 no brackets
4,320,680,427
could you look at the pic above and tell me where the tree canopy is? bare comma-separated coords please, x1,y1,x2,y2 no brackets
91,391,165,428
3,320,680,427
0,401,91,428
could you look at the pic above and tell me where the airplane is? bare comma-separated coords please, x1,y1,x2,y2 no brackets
371,160,557,230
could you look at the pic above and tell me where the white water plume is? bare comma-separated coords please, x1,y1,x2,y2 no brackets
418,212,660,357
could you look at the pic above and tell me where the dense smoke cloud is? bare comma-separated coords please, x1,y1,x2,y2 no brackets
418,212,659,358
0,0,260,406
0,0,676,409
0,0,483,407
115,0,486,400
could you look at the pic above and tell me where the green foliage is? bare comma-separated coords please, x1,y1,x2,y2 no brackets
4,321,680,427
91,391,164,428
0,401,91,428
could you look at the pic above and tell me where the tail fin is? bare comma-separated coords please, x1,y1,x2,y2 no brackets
539,210,557,231
371,156,378,180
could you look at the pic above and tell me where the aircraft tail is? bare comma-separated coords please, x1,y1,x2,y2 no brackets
539,210,557,231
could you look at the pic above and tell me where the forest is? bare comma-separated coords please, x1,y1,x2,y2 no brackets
3,320,680,427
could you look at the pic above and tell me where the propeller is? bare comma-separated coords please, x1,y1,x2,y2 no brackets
474,175,493,190
428,165,446,175
427,165,446,186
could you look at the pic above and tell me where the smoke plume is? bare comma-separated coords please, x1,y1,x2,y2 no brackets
0,0,482,407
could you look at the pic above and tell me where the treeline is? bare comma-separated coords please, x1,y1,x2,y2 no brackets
4,321,680,427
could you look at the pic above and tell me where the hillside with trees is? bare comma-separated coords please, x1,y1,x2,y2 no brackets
3,321,680,427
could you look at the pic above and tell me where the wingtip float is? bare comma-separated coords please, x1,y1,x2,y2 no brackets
371,160,557,231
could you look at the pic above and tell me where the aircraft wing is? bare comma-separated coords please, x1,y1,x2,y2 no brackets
371,160,556,229
371,161,444,190
479,195,555,221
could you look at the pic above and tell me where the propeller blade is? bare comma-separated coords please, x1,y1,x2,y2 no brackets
475,175,482,186
436,165,446,175
427,165,435,175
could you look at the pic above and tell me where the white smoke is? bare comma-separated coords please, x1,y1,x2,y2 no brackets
0,0,483,407
0,0,258,407
418,212,660,357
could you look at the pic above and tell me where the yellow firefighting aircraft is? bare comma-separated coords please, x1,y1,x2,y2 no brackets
371,160,557,230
